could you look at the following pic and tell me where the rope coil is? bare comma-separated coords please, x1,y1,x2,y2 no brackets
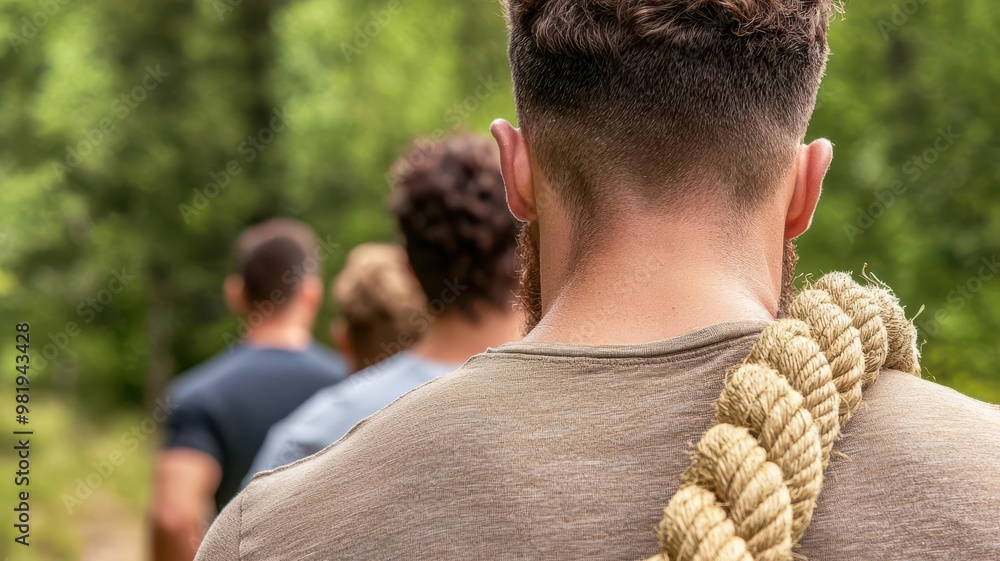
649,272,920,561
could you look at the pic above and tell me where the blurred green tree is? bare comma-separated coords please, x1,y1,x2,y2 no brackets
0,0,996,414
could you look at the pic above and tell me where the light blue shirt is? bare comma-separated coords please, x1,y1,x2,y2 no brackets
243,351,457,487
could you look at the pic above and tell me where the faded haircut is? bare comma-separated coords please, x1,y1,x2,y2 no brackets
504,0,837,222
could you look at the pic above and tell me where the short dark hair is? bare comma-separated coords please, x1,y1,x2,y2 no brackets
233,218,318,308
390,135,519,319
504,0,836,221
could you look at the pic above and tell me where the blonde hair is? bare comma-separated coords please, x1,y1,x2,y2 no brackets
334,244,426,368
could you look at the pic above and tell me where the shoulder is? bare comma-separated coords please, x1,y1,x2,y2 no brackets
302,343,348,378
238,355,494,504
834,369,1000,488
327,352,458,406
266,354,473,459
260,378,356,447
285,352,412,417
169,350,242,400
227,373,457,555
838,369,1000,490
851,369,1000,440
250,345,346,386
801,370,1000,557
166,350,253,415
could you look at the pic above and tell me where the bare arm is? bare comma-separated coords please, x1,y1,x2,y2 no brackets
151,448,222,561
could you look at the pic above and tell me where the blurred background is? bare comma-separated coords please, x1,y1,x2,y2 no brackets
0,0,997,558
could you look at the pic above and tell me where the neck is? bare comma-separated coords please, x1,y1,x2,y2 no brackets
411,304,521,364
244,312,314,352
526,209,784,346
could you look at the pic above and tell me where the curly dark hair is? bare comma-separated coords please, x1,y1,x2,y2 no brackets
389,135,519,319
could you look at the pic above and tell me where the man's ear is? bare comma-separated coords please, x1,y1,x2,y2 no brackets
223,275,247,315
785,138,833,239
298,276,324,311
491,119,536,222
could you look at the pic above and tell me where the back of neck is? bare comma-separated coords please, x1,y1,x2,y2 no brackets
244,316,313,352
527,214,782,346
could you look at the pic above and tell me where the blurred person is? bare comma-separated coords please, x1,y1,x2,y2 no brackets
242,135,521,481
328,242,427,374
198,1,1000,559
151,218,346,561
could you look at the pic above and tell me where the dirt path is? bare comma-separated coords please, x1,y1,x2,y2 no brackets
75,490,145,561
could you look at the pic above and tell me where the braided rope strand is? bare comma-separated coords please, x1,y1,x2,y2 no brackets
812,272,889,388
647,272,920,561
862,281,921,376
716,364,823,541
744,321,840,466
657,485,752,561
684,424,793,560
788,289,865,424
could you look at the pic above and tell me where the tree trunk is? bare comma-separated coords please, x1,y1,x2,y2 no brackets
145,267,175,410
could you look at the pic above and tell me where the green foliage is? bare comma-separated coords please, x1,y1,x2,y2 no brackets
803,0,1000,402
0,0,997,414
0,400,153,560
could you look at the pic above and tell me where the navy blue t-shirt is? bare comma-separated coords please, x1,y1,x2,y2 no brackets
163,343,346,510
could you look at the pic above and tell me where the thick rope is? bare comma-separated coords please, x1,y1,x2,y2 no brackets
860,275,921,376
680,424,792,561
812,272,888,388
716,364,822,542
657,485,752,561
788,289,865,424
744,321,839,467
647,272,920,561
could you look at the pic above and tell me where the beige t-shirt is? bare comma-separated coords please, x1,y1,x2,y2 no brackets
196,322,1000,560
